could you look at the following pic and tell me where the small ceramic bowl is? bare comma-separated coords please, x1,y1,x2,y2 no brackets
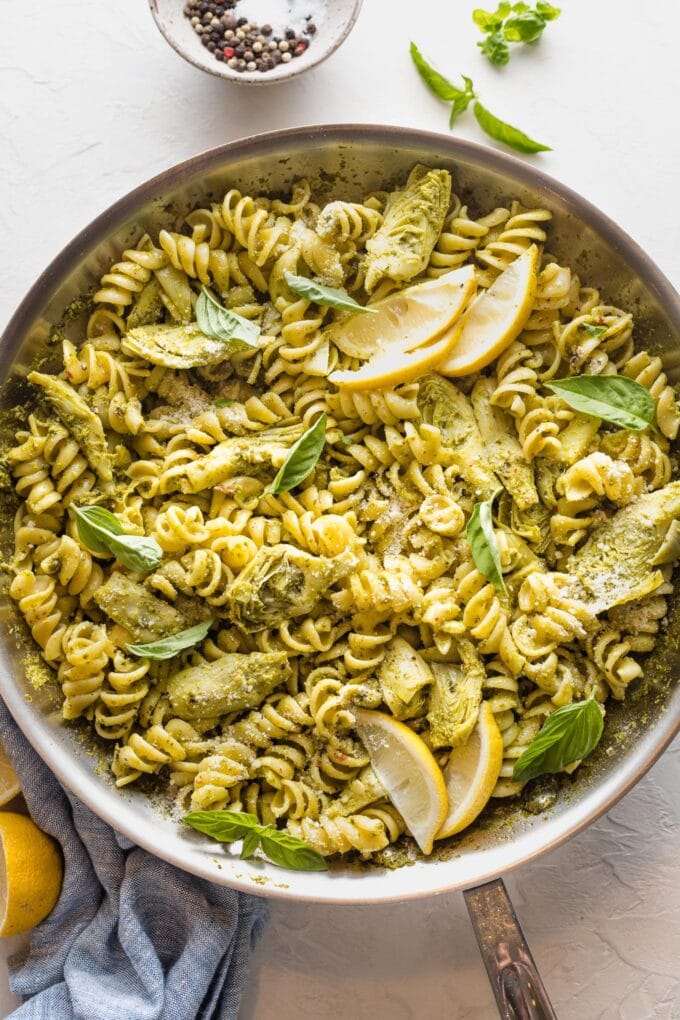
149,0,363,85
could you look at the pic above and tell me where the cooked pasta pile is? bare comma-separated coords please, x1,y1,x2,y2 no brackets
7,167,680,862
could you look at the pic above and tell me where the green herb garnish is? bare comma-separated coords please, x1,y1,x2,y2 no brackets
512,699,604,782
126,619,215,660
546,375,655,431
466,490,507,594
73,506,163,574
265,413,327,495
215,397,235,407
196,287,261,348
472,100,551,153
283,272,375,315
409,43,476,126
409,46,550,152
580,323,608,339
183,810,328,872
474,3,561,65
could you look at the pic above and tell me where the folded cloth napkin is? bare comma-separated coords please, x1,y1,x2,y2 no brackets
0,698,267,1020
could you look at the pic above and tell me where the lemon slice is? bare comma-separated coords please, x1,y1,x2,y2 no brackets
0,812,63,936
329,317,464,392
436,702,503,839
0,744,20,808
438,245,539,377
325,265,477,359
353,709,448,855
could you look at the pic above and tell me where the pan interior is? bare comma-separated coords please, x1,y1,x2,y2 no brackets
1,128,678,903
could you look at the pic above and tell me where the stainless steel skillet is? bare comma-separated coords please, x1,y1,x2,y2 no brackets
1,126,679,1019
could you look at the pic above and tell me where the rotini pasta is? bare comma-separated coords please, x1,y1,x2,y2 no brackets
7,167,680,868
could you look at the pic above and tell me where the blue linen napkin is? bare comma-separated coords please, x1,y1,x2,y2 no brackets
0,697,267,1020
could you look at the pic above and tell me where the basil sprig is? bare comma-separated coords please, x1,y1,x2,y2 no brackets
409,43,475,126
126,618,215,660
73,506,162,574
512,698,604,783
196,288,260,348
466,490,507,595
409,46,550,152
265,413,327,495
183,810,328,872
546,375,655,431
283,272,374,315
474,3,561,66
473,101,551,154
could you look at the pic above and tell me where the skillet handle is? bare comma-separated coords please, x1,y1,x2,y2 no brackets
464,878,557,1020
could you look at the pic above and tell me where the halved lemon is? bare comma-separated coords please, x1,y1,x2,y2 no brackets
329,317,464,392
325,265,477,359
0,812,63,936
438,245,539,377
0,744,20,808
436,702,503,840
353,709,448,855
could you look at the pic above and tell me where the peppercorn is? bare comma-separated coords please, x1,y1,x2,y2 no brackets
285,28,295,39
305,23,317,35
278,40,289,51
281,51,292,62
261,23,273,35
223,14,236,27
236,16,247,25
234,45,244,57
272,50,282,63
244,50,254,61
227,56,238,67
252,41,263,52
294,41,307,56
224,45,235,57
246,61,257,71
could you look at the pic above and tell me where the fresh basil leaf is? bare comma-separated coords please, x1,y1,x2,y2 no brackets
183,811,327,872
504,10,547,42
580,323,607,339
283,272,374,315
473,3,511,32
265,413,327,495
466,490,507,595
546,375,655,431
196,288,261,348
240,829,261,860
215,397,235,407
73,506,163,573
126,618,214,661
478,31,510,65
536,1,561,20
410,42,475,105
258,827,328,872
473,100,551,153
512,699,604,782
183,810,258,843
450,75,476,126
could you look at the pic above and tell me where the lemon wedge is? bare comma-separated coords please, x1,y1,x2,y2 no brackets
0,744,20,808
438,245,539,377
329,318,463,392
353,709,448,855
325,265,477,359
436,702,503,840
0,812,63,936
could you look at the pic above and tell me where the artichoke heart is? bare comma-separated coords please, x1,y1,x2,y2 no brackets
363,165,451,293
566,480,680,612
126,278,164,330
94,574,188,643
471,377,538,511
427,640,485,748
327,765,386,817
122,323,231,369
162,423,305,494
224,542,359,632
377,637,433,720
27,371,112,483
418,374,498,500
167,652,291,720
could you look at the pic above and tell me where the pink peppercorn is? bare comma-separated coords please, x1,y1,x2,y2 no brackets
223,46,235,57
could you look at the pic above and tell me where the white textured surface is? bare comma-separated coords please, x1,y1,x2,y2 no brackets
0,0,678,1016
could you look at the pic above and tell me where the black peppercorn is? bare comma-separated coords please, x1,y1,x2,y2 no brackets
261,23,273,35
